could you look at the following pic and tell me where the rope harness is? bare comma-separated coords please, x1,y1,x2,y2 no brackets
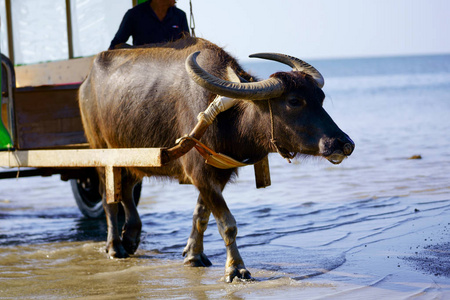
175,96,295,169
183,3,292,167
267,100,296,163
189,0,196,37
176,135,248,169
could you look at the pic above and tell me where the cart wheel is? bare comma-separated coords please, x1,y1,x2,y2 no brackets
71,171,142,219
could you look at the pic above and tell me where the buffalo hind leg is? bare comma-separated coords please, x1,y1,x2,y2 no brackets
182,196,212,267
120,178,142,255
197,185,251,282
103,193,129,258
102,174,141,258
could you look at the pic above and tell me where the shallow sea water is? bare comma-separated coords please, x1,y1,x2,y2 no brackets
1,55,450,299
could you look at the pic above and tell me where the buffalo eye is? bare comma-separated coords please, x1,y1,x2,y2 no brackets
287,97,305,108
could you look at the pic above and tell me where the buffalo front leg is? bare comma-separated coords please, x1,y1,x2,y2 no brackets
218,212,251,282
198,186,251,282
182,196,212,267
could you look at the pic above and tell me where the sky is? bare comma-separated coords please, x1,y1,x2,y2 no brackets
1,0,449,64
175,0,450,61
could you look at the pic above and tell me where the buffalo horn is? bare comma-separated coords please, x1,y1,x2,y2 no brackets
249,53,325,88
186,51,284,100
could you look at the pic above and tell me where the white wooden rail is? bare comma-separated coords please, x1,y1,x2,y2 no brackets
0,148,163,204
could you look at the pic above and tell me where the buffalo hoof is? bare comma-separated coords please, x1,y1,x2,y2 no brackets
122,236,140,255
183,252,212,267
224,265,252,283
121,223,141,255
106,240,129,259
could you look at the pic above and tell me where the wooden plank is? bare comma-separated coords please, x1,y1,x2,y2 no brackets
0,148,163,168
65,0,74,59
254,155,271,189
5,0,14,64
13,84,87,149
15,57,94,87
105,166,122,204
0,147,163,204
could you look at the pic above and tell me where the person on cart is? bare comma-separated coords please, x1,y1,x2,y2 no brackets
109,0,190,49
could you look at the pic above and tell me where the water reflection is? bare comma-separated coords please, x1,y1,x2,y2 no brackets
0,209,106,246
74,217,108,242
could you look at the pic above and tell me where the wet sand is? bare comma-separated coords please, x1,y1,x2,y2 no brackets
1,174,450,299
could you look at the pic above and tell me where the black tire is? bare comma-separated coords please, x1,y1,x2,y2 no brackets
71,170,142,219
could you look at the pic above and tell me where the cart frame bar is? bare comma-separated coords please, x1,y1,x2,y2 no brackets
0,148,163,204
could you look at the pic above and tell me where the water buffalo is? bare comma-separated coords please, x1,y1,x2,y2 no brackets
78,37,354,282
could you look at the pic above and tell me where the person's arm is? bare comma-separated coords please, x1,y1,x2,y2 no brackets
109,11,133,50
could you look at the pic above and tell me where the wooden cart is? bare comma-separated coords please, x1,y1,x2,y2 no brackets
0,0,270,218
0,1,164,217
0,54,164,217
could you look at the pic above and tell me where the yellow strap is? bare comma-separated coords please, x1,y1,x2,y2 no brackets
179,136,248,169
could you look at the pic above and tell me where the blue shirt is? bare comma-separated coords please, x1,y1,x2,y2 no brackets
109,2,189,49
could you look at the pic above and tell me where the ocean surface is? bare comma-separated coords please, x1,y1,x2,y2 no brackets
1,54,450,299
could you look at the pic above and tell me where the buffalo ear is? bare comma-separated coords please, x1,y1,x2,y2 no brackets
226,66,249,84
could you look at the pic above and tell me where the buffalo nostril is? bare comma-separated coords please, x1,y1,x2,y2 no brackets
343,143,354,155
